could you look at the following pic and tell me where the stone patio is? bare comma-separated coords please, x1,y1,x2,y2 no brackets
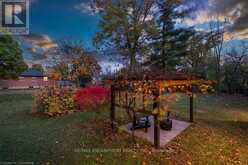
120,116,191,147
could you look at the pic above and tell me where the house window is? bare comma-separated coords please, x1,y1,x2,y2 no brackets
43,77,48,81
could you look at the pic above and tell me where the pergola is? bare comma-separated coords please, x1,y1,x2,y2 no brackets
109,71,214,148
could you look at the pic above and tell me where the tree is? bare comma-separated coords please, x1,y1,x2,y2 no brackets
31,63,44,72
147,0,193,71
93,0,156,71
48,40,101,84
242,59,248,95
182,30,216,78
48,62,70,80
0,35,28,79
222,42,248,94
209,18,225,92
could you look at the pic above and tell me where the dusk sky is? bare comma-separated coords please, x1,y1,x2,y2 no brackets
18,0,248,68
30,0,100,48
27,0,248,41
18,0,103,68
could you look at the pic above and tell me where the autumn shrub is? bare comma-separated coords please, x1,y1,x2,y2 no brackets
74,86,110,110
32,86,76,116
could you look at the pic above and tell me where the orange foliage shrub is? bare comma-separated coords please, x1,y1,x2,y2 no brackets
32,86,76,116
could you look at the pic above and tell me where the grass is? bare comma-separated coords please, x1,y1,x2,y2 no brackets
0,94,248,164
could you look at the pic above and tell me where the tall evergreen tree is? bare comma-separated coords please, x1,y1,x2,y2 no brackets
147,0,193,71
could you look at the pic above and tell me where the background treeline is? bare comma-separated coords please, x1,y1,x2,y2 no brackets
94,0,248,95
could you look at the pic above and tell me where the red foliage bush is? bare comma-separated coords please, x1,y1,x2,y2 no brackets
74,86,110,110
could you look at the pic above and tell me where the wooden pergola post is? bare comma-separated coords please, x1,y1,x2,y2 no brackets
110,85,116,129
153,90,160,149
189,90,194,123
154,114,160,149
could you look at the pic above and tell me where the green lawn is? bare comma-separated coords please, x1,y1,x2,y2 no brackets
0,94,248,165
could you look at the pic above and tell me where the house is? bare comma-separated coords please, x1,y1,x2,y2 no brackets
0,69,55,89
20,69,47,81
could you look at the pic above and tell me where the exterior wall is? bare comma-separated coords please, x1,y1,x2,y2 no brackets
0,77,56,89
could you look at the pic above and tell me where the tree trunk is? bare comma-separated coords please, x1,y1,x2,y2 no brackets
129,53,137,72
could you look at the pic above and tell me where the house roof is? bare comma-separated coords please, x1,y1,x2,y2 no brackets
20,69,45,77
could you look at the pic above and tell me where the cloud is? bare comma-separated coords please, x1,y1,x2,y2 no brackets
22,34,57,50
74,2,103,15
15,34,57,64
14,34,59,68
208,0,248,32
184,0,248,40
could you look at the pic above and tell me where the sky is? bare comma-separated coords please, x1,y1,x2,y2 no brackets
17,0,248,70
29,0,100,48
17,0,107,69
184,0,248,40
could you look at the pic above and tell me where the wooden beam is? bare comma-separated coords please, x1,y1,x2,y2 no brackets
154,114,160,149
153,89,160,149
190,94,194,123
